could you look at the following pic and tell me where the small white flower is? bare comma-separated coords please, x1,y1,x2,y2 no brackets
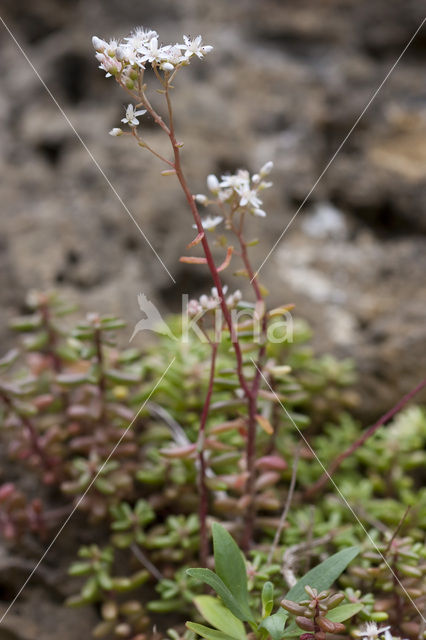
207,174,220,193
139,37,164,64
109,127,123,136
354,622,392,640
121,104,147,127
192,215,223,231
238,187,262,209
180,35,213,59
96,53,122,77
125,27,158,50
220,169,250,191
187,299,203,317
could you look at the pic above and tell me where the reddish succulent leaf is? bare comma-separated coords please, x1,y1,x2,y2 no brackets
187,231,205,248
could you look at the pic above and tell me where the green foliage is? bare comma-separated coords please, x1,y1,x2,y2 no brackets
0,292,425,640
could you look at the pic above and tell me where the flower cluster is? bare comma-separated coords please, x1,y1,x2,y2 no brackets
195,161,274,220
354,623,401,640
187,286,242,317
92,28,212,76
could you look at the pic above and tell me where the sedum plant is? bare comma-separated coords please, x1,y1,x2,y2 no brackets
0,22,425,640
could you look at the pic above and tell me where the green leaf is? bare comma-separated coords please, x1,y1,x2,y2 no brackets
186,569,250,622
212,523,252,620
194,596,247,640
261,582,274,618
327,603,364,622
186,623,239,640
105,368,141,384
259,610,288,640
285,546,360,602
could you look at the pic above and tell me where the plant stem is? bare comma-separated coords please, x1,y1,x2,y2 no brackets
198,342,218,566
94,326,106,420
305,377,426,498
0,392,54,471
232,220,268,549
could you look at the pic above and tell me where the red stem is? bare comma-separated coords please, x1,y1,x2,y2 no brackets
305,377,426,498
198,342,218,566
0,392,54,471
234,224,268,549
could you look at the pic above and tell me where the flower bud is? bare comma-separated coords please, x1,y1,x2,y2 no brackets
92,36,107,52
195,194,208,205
260,160,273,176
207,174,219,193
109,128,123,137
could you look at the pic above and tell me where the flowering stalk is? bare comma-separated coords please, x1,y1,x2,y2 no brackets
305,377,426,498
197,341,218,566
92,27,276,548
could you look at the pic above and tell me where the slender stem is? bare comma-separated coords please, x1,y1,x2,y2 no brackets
231,218,269,549
40,301,61,372
267,445,300,564
305,377,426,498
0,392,54,471
198,342,218,566
94,327,106,421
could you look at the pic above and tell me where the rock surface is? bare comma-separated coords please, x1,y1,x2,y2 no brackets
0,1,425,414
1,1,426,633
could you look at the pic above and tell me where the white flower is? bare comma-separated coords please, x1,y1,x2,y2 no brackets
109,127,123,136
121,104,147,127
238,187,262,209
124,27,158,50
226,289,242,308
207,174,220,193
220,169,250,191
139,37,164,64
192,215,223,231
158,44,186,70
180,35,213,59
354,623,391,640
96,53,122,77
187,299,203,317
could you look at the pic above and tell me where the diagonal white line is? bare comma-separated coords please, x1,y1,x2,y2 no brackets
252,16,426,281
0,357,176,624
251,358,426,622
0,16,176,284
